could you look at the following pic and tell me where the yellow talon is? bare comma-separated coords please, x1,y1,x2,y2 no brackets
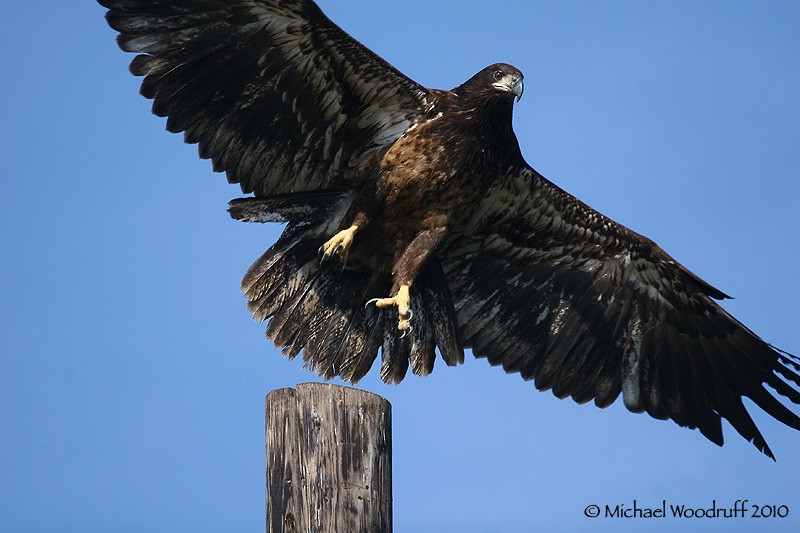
320,225,358,264
366,285,412,331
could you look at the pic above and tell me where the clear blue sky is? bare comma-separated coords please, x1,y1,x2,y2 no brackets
2,1,799,531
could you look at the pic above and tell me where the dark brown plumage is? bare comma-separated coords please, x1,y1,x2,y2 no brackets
99,0,800,458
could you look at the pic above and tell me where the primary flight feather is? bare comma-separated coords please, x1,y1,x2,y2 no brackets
99,0,800,458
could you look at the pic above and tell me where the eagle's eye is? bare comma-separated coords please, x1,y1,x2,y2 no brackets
492,70,504,81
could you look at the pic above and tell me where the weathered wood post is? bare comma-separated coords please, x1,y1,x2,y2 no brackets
266,382,392,532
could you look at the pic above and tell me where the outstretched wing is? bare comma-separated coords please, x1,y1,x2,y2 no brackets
441,165,800,458
100,0,429,196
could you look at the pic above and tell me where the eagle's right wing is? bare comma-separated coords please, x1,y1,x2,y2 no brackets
100,0,430,196
441,164,800,458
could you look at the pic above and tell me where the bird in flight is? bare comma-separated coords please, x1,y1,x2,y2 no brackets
99,0,799,458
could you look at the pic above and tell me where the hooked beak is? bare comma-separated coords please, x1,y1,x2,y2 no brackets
511,76,524,102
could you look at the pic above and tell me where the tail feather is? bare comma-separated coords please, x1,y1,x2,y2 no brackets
335,302,385,383
408,289,436,377
297,275,357,377
317,271,385,382
228,188,349,224
267,262,326,350
248,247,311,321
235,192,465,384
380,329,411,384
305,298,357,378
241,226,312,320
420,258,465,366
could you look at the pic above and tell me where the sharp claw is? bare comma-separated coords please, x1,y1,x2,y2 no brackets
405,308,414,321
318,245,330,265
333,244,344,255
399,325,413,339
365,298,380,309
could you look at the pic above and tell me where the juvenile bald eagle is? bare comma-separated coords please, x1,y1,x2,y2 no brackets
100,0,800,458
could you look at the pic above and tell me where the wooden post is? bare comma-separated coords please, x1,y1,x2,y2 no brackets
266,382,392,532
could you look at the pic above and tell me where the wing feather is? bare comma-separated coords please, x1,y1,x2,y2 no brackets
442,164,800,457
100,0,429,195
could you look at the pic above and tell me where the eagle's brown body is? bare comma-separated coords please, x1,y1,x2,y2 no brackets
354,78,523,279
100,0,800,458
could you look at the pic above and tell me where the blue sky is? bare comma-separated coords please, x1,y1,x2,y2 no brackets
2,1,799,531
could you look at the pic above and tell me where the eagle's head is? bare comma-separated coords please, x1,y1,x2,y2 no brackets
459,63,524,102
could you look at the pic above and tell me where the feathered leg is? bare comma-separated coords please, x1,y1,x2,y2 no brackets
367,225,448,331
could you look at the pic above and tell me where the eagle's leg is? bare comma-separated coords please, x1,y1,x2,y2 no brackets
319,212,370,265
367,224,448,332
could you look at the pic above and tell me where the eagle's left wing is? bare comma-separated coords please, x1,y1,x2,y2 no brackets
440,165,800,458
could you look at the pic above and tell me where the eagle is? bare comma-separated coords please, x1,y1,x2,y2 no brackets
100,0,800,458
